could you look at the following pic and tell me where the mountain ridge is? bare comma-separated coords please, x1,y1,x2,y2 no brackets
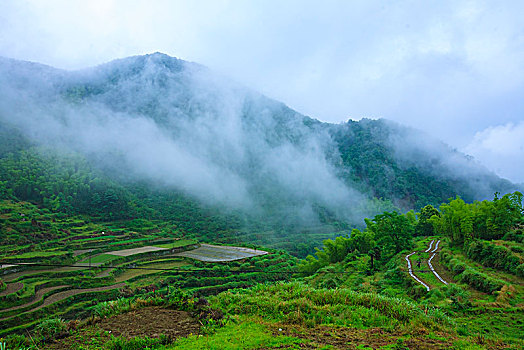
0,53,519,250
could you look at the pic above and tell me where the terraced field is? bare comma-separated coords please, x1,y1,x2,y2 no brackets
0,201,298,337
173,243,268,262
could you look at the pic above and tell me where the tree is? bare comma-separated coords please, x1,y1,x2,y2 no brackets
415,204,440,236
369,211,414,263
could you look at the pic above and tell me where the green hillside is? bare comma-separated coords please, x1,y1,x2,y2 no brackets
0,54,523,349
0,193,522,349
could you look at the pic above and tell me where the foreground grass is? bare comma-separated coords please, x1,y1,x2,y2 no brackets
211,281,451,331
166,318,307,350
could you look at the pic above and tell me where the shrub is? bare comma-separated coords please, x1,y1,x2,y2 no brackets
3,334,31,349
458,268,504,294
35,317,67,340
213,282,451,329
439,249,505,294
465,240,523,276
93,298,132,318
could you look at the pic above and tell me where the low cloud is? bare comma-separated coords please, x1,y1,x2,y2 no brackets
464,122,524,183
0,54,365,226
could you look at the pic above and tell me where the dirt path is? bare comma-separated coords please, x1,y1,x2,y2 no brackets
405,239,448,291
0,285,68,313
427,240,448,285
405,252,430,291
3,268,64,282
0,282,23,297
0,283,125,320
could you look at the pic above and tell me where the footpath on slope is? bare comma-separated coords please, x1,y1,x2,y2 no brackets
0,285,68,313
0,282,23,297
405,239,448,291
0,283,125,321
427,240,448,285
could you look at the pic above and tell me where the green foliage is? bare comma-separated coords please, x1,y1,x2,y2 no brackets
369,211,414,263
415,205,440,236
214,282,451,329
93,298,133,319
441,284,471,310
35,317,67,339
465,240,523,277
299,211,415,274
440,250,505,294
433,192,523,246
2,334,31,349
0,148,138,220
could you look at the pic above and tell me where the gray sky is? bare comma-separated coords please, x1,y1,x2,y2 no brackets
1,0,523,183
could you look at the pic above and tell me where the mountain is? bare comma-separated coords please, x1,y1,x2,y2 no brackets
0,53,519,252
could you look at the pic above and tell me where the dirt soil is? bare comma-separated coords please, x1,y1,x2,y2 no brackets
0,283,125,320
98,306,200,339
48,306,200,349
0,285,68,315
0,281,23,297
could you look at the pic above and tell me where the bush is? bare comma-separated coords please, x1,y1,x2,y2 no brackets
213,282,451,329
439,249,505,294
35,317,67,340
458,268,504,294
516,264,524,278
3,334,31,349
465,240,522,277
442,284,471,310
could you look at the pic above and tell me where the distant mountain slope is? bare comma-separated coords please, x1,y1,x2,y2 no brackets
0,53,518,233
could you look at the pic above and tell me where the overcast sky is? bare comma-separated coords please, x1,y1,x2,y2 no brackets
1,0,523,183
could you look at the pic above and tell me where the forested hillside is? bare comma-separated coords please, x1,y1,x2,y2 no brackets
0,53,519,254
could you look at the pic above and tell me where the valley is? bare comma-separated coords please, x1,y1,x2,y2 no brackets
0,54,522,349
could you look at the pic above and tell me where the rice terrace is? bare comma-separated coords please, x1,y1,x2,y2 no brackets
1,192,523,349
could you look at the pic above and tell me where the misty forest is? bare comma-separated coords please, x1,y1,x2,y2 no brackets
0,53,523,349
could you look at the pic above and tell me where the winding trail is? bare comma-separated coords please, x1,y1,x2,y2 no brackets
0,283,125,321
405,252,430,291
405,239,448,291
0,282,23,297
425,240,434,252
0,285,68,313
428,252,448,285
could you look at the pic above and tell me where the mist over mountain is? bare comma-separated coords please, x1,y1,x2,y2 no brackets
0,53,519,235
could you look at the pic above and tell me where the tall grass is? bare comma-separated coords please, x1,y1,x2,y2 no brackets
213,282,451,329
440,250,505,294
93,289,195,319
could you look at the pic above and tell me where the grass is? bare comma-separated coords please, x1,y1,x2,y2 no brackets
212,281,451,330
166,317,307,350
7,250,69,259
153,239,197,249
78,254,118,264
107,237,153,245
114,260,189,283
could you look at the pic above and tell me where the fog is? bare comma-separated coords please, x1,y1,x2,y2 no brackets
385,120,518,200
0,54,365,225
